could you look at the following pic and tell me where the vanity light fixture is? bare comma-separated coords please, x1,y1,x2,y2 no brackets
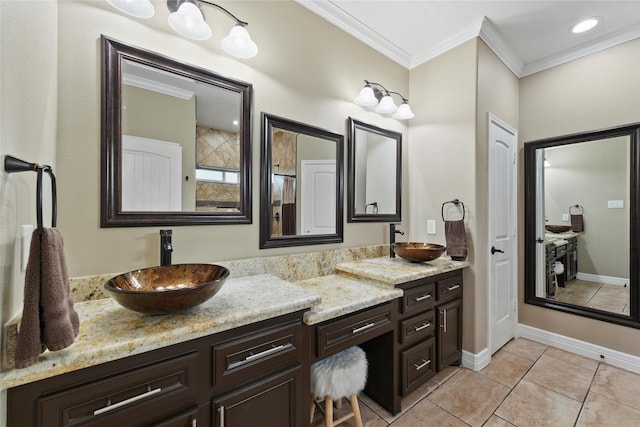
354,80,415,120
571,17,600,34
105,0,155,18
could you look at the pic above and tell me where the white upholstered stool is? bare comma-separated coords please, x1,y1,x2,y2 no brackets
310,346,368,427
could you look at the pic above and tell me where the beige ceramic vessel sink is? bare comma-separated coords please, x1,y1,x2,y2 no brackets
104,263,229,315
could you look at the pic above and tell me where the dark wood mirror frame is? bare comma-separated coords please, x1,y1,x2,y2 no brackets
524,123,640,328
260,113,344,249
101,35,252,227
347,117,402,223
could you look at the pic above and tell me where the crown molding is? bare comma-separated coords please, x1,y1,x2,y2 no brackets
409,22,482,69
478,17,524,77
122,73,195,100
295,0,412,68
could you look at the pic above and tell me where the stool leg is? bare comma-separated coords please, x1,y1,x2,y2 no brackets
310,393,316,424
349,394,363,427
324,396,333,427
335,397,342,409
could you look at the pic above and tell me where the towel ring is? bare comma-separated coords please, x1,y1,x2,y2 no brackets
569,204,583,215
5,155,57,232
442,199,465,221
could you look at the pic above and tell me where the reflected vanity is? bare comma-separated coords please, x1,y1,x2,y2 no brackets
101,35,252,226
347,118,402,222
524,123,640,328
260,113,344,248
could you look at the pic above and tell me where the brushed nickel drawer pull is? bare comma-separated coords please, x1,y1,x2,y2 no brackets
192,418,197,427
415,294,432,302
446,284,461,291
218,405,225,427
414,322,432,332
93,386,162,416
229,343,294,369
352,322,375,334
414,359,431,370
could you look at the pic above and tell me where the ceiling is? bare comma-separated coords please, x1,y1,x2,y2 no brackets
296,0,640,77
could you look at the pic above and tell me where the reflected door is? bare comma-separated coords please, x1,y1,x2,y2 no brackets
300,160,336,234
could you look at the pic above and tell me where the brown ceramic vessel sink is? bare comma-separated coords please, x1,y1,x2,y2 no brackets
392,242,447,263
104,263,229,315
546,225,572,233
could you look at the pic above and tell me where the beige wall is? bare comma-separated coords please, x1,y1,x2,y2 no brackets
519,38,640,355
51,0,408,279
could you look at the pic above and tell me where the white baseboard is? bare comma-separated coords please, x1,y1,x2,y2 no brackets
461,347,491,371
576,272,629,286
518,324,640,374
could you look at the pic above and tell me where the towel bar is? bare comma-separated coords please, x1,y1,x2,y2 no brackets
4,155,57,231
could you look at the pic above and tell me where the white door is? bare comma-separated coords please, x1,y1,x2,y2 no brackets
122,135,182,211
488,114,518,354
300,160,336,235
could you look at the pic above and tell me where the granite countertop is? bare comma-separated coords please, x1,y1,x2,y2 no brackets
294,275,403,325
545,231,580,246
336,256,470,285
1,274,320,390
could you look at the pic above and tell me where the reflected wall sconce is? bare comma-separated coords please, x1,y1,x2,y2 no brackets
105,0,258,58
354,80,415,120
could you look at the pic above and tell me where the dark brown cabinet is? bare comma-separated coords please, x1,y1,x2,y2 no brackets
436,298,463,370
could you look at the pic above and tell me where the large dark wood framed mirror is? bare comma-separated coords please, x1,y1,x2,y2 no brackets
347,117,401,222
101,35,252,227
524,123,640,328
260,113,344,248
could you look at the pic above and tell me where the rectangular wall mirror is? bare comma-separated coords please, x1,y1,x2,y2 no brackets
524,123,640,328
347,117,401,222
260,113,344,248
101,36,252,227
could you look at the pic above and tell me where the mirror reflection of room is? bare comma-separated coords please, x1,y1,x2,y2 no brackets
539,136,630,315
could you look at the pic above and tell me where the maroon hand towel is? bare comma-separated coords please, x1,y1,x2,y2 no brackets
15,228,80,369
570,214,584,232
445,220,468,261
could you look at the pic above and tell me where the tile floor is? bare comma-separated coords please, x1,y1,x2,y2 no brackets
312,338,640,426
552,279,630,315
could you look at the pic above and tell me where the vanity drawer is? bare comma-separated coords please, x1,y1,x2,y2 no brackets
38,352,199,427
436,273,463,303
212,320,302,389
401,338,435,396
315,303,393,359
400,281,435,315
400,310,435,345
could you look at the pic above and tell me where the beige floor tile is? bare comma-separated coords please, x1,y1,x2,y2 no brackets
543,346,599,372
590,364,640,410
479,350,534,388
596,283,629,297
431,365,462,385
483,415,516,427
428,369,510,426
587,294,627,313
360,378,438,424
524,353,595,401
501,338,548,361
576,392,640,427
391,398,467,427
554,292,591,306
495,379,582,427
311,396,388,427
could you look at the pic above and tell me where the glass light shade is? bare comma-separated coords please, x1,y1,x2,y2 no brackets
354,86,378,107
106,0,154,18
392,102,415,120
222,25,258,59
168,2,212,41
375,94,398,114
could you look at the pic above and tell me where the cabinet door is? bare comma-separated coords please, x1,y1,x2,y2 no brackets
212,366,301,427
152,404,209,427
436,299,462,371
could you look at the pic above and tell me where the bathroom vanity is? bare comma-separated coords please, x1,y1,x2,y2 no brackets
4,257,468,426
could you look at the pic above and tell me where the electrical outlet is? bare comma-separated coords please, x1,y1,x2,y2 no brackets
608,200,624,209
562,213,569,221
22,225,33,271
427,220,436,235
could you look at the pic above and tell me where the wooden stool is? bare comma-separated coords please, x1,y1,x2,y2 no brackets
310,346,367,427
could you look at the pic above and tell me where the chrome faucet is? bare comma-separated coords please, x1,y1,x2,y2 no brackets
390,224,404,258
160,229,173,266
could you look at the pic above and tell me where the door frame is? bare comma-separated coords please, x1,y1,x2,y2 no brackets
487,113,518,354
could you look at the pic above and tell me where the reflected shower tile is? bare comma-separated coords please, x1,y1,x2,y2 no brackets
524,354,595,401
590,364,640,410
495,379,581,427
501,338,547,361
576,392,640,426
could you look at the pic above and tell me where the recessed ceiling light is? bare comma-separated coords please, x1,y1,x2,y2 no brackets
233,120,239,126
572,18,599,34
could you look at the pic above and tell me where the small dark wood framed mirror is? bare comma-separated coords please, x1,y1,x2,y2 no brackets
101,35,252,227
260,113,344,248
524,122,640,328
347,117,401,222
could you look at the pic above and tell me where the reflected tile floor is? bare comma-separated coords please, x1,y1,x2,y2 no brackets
312,338,640,426
552,279,630,314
